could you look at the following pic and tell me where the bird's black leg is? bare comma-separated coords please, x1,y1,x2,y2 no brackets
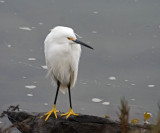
40,80,60,121
54,80,60,105
68,83,72,109
61,83,79,118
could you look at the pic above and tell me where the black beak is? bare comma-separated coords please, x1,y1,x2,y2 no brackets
73,39,94,50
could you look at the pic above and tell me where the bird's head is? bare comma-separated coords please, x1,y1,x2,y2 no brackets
51,26,93,49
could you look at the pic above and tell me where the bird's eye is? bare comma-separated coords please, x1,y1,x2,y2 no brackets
67,37,74,41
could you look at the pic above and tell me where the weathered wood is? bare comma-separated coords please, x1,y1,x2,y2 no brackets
4,106,152,133
7,111,122,133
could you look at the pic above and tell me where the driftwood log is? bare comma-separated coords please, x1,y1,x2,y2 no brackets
2,106,152,133
7,111,121,133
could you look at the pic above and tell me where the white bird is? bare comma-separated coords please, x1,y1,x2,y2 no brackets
40,26,93,121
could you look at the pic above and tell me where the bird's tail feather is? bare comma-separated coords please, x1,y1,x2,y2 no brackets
59,85,68,94
47,68,74,95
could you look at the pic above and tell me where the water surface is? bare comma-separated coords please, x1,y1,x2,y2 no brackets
0,0,160,124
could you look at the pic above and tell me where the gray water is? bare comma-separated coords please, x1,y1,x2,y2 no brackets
0,0,160,125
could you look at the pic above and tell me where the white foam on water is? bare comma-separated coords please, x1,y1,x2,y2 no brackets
44,103,48,106
25,85,36,89
0,1,5,3
130,98,135,101
148,85,155,88
28,58,36,61
108,76,116,80
102,102,110,105
93,11,99,14
92,98,102,103
41,65,48,69
92,31,97,34
27,94,33,97
19,27,32,31
79,81,87,85
7,45,11,48
39,22,43,25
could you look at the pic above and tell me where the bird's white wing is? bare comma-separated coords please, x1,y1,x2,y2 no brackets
70,44,81,89
44,34,81,94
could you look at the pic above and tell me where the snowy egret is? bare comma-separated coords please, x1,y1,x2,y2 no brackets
40,26,93,121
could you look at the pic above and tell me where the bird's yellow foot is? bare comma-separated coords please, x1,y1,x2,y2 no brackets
40,104,59,121
61,108,79,119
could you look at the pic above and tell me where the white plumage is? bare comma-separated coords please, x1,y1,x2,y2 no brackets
41,26,93,120
44,26,81,94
